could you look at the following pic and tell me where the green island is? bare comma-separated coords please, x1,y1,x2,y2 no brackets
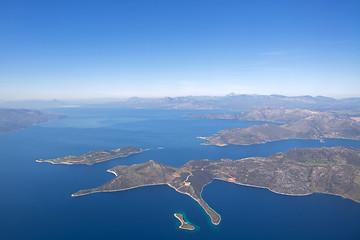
71,146,360,225
36,146,147,165
174,213,195,230
188,107,360,146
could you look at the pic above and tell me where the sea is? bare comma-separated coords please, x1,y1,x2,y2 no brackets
1,108,360,240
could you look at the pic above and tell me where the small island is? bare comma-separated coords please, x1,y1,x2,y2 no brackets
36,146,147,165
174,213,195,231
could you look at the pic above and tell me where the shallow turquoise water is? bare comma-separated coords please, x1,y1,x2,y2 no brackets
1,108,359,239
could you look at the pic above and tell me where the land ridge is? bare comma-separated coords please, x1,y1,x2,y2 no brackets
36,146,147,165
190,107,360,146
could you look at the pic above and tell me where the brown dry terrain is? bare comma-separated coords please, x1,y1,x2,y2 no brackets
193,108,360,146
72,146,360,225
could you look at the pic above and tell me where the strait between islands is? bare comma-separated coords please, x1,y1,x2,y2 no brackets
35,107,360,225
70,146,360,225
32,107,360,226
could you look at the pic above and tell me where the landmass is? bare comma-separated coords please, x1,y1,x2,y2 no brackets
71,146,360,225
4,94,360,113
187,107,327,123
191,107,360,146
0,108,64,134
174,213,195,230
36,146,147,165
96,94,360,114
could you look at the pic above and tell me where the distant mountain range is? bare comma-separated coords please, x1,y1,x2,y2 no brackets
97,94,360,113
2,94,360,113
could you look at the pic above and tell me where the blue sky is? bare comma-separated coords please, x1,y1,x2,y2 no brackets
0,0,359,100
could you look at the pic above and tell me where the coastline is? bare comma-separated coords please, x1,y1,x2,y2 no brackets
174,213,195,231
72,175,359,223
198,136,359,147
71,182,168,197
36,148,148,165
215,178,360,203
169,181,222,225
107,169,118,177
70,149,360,226
35,159,77,165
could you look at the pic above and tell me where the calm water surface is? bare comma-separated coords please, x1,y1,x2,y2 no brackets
1,108,360,240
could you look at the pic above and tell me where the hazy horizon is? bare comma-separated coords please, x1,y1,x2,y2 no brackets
2,92,360,103
1,0,359,100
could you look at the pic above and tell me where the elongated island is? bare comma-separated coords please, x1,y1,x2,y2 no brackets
36,146,147,165
71,146,360,225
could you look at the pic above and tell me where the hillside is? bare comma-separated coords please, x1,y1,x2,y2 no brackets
0,108,64,134
197,108,360,146
71,146,360,225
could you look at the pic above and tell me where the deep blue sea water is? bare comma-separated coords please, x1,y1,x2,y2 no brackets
1,108,360,240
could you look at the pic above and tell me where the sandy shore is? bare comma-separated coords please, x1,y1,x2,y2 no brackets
107,169,118,176
174,213,195,230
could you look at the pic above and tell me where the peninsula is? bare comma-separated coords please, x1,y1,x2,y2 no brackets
71,146,360,225
36,146,147,165
190,107,360,146
0,108,64,134
174,213,195,230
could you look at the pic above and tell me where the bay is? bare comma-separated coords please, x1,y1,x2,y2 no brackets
1,108,359,239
